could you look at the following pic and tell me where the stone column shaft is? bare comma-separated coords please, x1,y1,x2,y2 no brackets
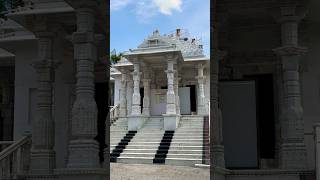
30,33,56,175
273,6,307,169
211,51,225,167
126,76,133,115
119,72,127,117
165,59,176,114
142,78,151,116
196,64,207,115
131,63,141,115
174,75,180,115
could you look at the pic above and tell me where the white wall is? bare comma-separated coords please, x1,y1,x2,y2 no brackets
13,41,37,140
302,52,320,169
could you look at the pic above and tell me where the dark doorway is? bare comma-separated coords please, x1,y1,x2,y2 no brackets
94,82,108,162
186,85,196,113
244,74,276,160
140,88,144,113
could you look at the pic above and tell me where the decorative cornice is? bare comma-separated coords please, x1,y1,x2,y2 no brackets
273,46,308,56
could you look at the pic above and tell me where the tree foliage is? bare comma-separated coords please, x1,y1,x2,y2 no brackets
110,53,122,64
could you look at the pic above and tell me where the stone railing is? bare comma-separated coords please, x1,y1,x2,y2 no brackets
110,104,120,125
0,135,31,179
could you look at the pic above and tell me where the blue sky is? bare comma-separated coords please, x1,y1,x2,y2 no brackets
110,0,210,56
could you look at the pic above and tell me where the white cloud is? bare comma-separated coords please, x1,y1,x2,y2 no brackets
153,0,182,15
111,0,132,11
135,0,183,23
135,1,158,23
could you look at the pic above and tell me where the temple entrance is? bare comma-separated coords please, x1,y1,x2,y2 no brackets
179,87,191,115
150,89,167,116
220,81,258,169
186,85,196,114
244,74,276,162
140,88,144,113
94,82,108,162
221,75,276,169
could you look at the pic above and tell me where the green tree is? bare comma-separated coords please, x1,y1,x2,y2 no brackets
110,49,122,64
0,0,8,20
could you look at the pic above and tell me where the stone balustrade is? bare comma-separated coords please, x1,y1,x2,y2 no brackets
110,104,120,125
0,135,31,179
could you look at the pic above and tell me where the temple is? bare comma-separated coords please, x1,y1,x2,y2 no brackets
109,29,210,165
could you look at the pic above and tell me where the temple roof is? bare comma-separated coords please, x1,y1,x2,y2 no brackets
134,29,206,59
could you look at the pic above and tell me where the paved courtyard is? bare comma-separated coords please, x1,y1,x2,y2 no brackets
111,163,210,180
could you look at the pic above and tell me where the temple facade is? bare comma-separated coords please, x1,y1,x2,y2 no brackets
110,29,210,130
109,29,210,166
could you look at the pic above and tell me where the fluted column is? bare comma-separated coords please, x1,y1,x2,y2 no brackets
211,50,225,167
30,32,57,175
119,71,127,117
196,63,207,115
165,58,176,115
142,69,151,116
66,7,100,169
273,6,307,169
131,62,142,115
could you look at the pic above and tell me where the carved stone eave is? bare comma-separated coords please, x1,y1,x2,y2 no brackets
65,0,100,12
273,46,308,56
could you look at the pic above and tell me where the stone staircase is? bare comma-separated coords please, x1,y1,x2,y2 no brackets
110,117,128,157
110,115,208,167
143,116,164,129
166,115,209,166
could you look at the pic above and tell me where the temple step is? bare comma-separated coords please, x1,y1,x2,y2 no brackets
153,131,174,164
110,131,137,162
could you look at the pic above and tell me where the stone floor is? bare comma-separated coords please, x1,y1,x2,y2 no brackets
111,163,210,180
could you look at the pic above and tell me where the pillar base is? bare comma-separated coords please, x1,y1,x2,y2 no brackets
55,168,108,180
128,115,146,131
30,149,56,175
212,145,225,168
163,114,180,130
197,106,208,116
25,174,57,180
66,140,100,169
280,143,307,169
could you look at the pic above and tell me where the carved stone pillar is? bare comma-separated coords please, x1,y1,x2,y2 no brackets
30,32,57,176
211,50,225,167
119,71,127,117
273,6,307,169
126,76,133,116
174,75,181,115
142,69,151,116
163,56,179,130
131,62,141,115
128,60,144,130
57,4,108,179
64,7,101,169
165,59,176,115
196,63,207,115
